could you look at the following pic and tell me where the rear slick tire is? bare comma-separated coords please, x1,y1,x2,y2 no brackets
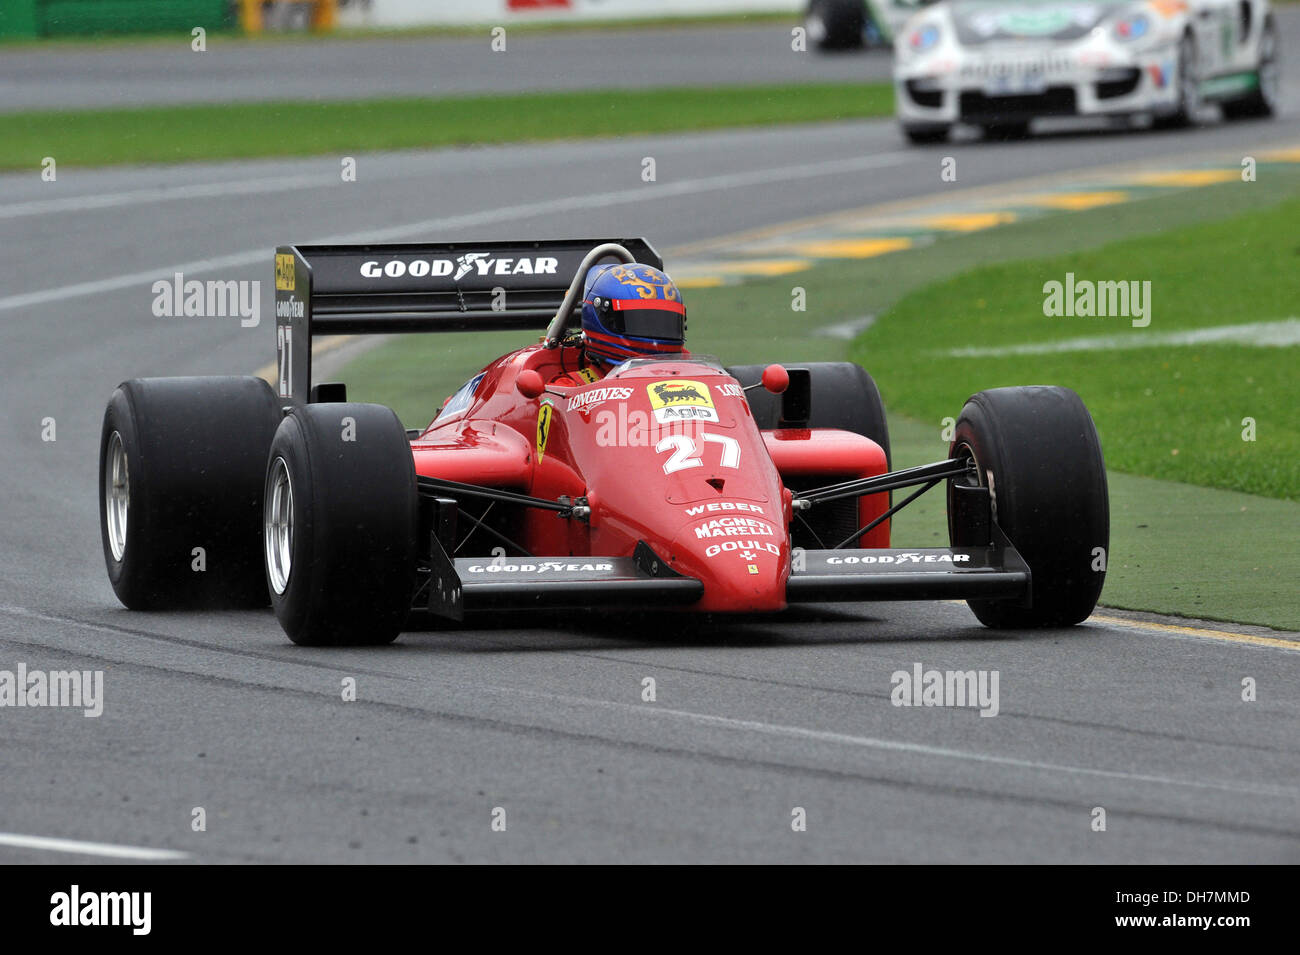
98,376,280,609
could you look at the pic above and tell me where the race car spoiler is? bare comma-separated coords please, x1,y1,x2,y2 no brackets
273,238,661,403
416,539,1029,619
786,543,1030,603
420,541,704,620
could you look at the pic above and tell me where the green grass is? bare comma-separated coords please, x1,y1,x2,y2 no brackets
0,82,893,170
851,196,1300,501
0,12,794,48
886,415,1300,632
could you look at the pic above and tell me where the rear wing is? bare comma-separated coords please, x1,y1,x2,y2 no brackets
273,238,661,403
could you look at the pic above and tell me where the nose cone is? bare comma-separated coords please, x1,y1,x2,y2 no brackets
668,520,790,613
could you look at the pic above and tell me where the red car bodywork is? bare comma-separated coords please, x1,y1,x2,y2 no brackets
413,345,889,613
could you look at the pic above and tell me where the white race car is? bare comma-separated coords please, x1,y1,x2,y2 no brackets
894,0,1279,142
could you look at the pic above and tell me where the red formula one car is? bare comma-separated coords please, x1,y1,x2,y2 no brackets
98,238,1109,645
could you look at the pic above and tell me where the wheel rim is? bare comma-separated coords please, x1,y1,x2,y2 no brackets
104,431,129,562
952,440,996,523
1259,28,1279,107
1180,37,1201,114
265,456,294,595
806,12,826,44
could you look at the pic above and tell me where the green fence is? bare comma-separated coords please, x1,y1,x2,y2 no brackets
1,1,235,38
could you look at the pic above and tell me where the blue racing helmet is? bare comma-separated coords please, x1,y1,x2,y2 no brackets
580,263,686,366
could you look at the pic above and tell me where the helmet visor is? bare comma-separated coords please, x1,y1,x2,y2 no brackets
606,298,685,342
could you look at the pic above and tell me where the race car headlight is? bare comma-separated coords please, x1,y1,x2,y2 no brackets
906,23,941,54
1113,13,1151,41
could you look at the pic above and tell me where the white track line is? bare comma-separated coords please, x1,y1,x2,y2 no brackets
0,151,912,314
0,173,333,221
946,318,1300,357
0,832,187,860
520,693,1300,800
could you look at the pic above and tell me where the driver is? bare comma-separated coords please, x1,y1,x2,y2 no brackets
551,263,687,386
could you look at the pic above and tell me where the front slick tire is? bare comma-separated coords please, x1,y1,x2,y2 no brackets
948,386,1108,629
266,403,417,646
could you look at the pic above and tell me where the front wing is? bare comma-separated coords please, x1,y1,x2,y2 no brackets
417,538,1030,618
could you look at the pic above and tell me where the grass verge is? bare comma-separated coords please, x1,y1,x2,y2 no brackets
0,82,893,170
887,414,1300,632
850,194,1300,500
0,13,795,49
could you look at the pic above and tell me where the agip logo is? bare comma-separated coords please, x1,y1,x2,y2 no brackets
646,380,717,424
275,253,295,291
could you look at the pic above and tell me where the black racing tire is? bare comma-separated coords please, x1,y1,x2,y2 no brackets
98,376,281,610
947,386,1109,628
265,403,417,646
1221,18,1279,120
728,362,890,549
1153,32,1201,128
902,124,952,145
981,121,1032,141
806,0,865,51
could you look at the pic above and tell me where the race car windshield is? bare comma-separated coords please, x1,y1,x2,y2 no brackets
606,355,723,377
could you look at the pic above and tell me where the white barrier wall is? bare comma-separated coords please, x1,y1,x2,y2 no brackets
339,0,799,28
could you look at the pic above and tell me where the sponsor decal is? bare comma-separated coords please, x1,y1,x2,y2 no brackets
715,382,745,398
826,552,972,565
747,564,759,575
536,399,554,462
693,516,776,540
684,501,765,516
274,296,304,320
574,367,600,384
705,540,782,559
646,379,718,425
359,255,559,281
275,253,295,291
567,385,633,413
465,562,614,574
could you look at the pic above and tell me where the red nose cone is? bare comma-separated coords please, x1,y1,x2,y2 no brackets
669,525,790,613
516,369,545,399
762,364,789,394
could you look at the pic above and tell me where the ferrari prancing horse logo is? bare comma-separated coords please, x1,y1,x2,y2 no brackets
536,401,554,462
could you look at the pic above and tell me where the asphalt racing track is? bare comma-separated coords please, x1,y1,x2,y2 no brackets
1,20,1298,862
